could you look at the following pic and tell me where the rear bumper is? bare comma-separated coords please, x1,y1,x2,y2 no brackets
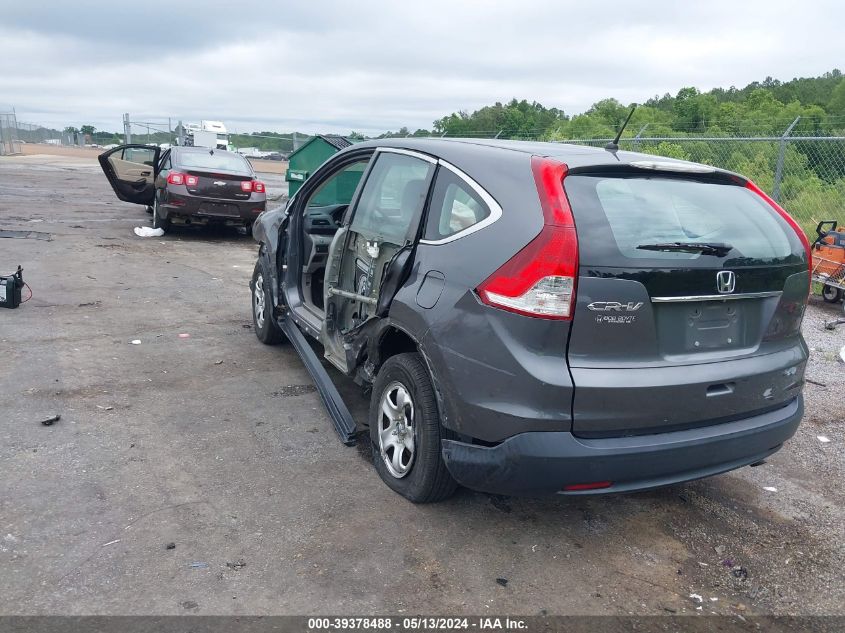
163,193,265,223
441,396,802,496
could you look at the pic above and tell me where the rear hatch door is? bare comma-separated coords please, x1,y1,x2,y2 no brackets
564,166,809,437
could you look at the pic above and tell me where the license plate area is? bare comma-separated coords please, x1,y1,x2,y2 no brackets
198,203,240,218
687,302,742,350
655,299,764,357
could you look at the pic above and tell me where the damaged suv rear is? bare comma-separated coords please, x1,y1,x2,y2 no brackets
250,139,810,502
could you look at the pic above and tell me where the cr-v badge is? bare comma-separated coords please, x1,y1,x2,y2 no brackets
716,270,736,294
587,301,644,312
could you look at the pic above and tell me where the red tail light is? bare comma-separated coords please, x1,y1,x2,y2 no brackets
476,157,578,320
745,180,811,277
241,180,254,193
253,180,265,193
167,172,185,186
185,174,199,187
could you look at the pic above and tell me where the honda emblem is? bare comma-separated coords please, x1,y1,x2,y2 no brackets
716,270,736,294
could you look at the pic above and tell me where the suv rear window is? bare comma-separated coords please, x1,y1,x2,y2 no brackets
565,174,802,267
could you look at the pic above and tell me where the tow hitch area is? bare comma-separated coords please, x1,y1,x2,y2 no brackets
278,314,358,446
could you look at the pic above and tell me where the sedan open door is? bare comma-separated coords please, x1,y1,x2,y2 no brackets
98,144,161,206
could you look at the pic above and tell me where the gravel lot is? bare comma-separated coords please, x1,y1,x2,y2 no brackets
1,153,844,617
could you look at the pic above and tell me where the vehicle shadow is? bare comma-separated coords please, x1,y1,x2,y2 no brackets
160,223,255,244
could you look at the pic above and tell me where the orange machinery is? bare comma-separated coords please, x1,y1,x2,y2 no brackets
811,221,845,304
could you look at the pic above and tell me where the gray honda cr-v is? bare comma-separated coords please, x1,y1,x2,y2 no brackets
250,138,810,502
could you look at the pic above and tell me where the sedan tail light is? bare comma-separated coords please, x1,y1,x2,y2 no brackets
185,174,199,187
167,172,185,186
476,157,578,320
241,180,265,193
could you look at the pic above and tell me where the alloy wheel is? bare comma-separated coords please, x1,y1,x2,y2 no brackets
254,273,266,329
377,381,416,478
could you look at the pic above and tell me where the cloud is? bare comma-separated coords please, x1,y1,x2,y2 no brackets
1,0,842,134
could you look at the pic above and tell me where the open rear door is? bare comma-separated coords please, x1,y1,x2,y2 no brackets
98,144,160,205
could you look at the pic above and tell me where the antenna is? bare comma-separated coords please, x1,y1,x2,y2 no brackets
605,105,637,152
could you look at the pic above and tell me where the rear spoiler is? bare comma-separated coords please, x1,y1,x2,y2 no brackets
567,161,746,185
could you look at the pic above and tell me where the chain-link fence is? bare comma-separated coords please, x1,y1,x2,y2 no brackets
554,134,845,239
0,111,22,155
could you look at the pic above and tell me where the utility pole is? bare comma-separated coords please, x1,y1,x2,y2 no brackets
123,113,131,144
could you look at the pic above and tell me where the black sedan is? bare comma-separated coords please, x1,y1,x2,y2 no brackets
99,145,266,231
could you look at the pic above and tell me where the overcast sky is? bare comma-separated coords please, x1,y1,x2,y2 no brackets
0,0,842,135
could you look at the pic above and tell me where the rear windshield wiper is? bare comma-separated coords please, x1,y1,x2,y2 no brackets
636,241,734,256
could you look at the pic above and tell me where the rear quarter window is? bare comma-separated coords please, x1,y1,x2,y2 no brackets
565,174,803,267
423,167,491,241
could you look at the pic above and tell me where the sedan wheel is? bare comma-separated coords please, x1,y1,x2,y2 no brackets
377,381,416,478
153,197,170,231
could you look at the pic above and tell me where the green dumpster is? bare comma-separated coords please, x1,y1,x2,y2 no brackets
285,134,355,198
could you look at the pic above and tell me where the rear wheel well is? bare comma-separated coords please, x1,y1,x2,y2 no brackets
376,327,418,368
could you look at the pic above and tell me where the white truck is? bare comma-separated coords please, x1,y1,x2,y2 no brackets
183,120,229,150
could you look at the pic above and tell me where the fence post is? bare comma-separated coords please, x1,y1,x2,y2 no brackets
633,124,649,152
123,113,131,144
772,117,800,202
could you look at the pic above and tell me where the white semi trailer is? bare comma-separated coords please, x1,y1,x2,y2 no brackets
182,121,229,150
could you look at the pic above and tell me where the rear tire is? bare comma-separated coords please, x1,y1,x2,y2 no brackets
152,196,170,231
369,353,457,503
251,259,285,344
822,284,843,303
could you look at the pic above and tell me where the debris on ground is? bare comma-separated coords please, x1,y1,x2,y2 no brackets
40,414,60,426
714,545,726,556
165,542,176,550
763,486,778,492
226,559,247,571
214,360,223,365
102,539,121,547
130,340,141,345
189,562,209,569
732,566,749,580
840,345,845,363
495,578,508,587
96,405,114,411
180,600,198,610
818,436,832,443
178,333,190,339
133,227,165,238
689,593,703,603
